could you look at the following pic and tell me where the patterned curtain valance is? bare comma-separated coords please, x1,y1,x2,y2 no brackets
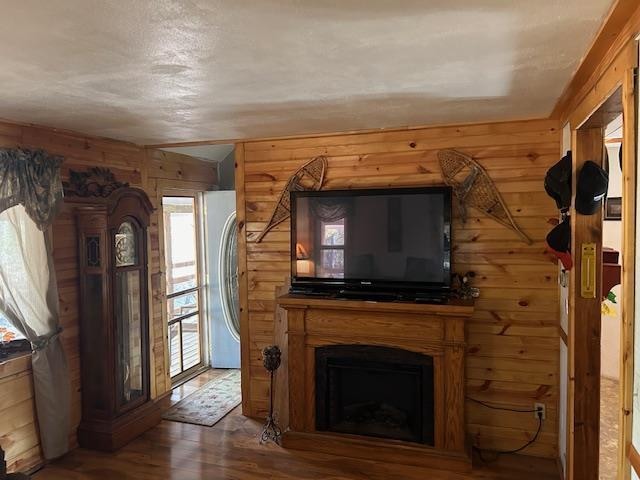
311,198,352,223
0,148,64,229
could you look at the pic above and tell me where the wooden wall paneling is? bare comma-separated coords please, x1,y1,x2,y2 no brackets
150,117,563,151
0,120,218,471
0,357,41,472
237,118,562,457
147,150,218,183
147,176,169,398
568,127,605,480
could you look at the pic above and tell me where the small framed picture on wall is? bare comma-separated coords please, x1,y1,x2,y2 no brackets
605,197,622,220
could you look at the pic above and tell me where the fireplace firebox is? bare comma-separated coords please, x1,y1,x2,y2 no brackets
315,345,434,445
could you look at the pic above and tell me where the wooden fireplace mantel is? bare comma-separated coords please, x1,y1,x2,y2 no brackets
275,294,474,473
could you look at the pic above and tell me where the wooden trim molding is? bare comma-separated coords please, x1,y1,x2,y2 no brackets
568,42,635,129
628,444,640,476
553,0,640,122
618,67,638,480
234,143,253,416
144,117,552,150
568,127,605,480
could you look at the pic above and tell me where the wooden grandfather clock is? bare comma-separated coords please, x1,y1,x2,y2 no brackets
73,185,161,451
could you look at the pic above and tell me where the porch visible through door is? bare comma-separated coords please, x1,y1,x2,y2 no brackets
163,196,205,381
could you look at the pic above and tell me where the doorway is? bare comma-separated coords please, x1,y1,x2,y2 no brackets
569,86,628,480
567,59,640,477
163,195,206,380
157,144,242,401
599,114,624,479
154,144,242,427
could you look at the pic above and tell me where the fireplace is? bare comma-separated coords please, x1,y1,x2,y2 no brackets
315,345,434,445
278,296,472,471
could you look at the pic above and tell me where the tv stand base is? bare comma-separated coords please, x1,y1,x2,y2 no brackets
288,287,449,304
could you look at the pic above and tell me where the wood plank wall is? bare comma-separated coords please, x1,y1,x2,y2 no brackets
0,356,39,472
236,118,561,457
0,121,217,471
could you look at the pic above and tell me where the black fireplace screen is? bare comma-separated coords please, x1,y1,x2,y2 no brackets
315,345,434,445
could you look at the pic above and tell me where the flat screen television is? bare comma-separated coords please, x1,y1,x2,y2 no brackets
290,186,452,298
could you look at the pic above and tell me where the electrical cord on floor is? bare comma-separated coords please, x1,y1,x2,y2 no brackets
466,396,544,463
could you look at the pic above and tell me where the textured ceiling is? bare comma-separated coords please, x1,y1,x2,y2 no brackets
0,0,614,145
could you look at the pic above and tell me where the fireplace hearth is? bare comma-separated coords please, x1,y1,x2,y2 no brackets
315,345,434,445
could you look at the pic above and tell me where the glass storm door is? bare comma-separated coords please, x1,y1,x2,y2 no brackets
220,211,240,342
163,196,204,380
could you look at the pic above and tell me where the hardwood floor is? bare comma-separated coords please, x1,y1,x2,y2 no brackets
33,370,560,480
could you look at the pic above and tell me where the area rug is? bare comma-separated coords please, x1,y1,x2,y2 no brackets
162,370,241,427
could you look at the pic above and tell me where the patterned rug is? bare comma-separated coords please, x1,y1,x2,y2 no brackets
162,370,242,427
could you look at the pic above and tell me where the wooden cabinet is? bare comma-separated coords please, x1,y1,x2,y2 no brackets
74,188,161,451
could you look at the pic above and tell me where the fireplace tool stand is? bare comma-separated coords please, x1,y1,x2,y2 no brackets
260,345,282,445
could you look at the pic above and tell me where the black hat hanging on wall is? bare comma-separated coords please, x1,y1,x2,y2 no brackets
576,160,609,215
546,216,572,270
544,151,572,211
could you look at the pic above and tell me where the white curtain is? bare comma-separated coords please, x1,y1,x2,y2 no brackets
0,205,69,459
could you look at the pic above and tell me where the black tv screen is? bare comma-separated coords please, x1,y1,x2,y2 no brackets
290,187,452,292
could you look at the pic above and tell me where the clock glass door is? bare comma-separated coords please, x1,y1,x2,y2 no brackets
114,220,146,411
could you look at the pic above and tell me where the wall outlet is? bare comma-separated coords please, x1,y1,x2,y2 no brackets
534,402,546,420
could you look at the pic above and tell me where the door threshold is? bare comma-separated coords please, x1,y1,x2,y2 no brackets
171,365,210,390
